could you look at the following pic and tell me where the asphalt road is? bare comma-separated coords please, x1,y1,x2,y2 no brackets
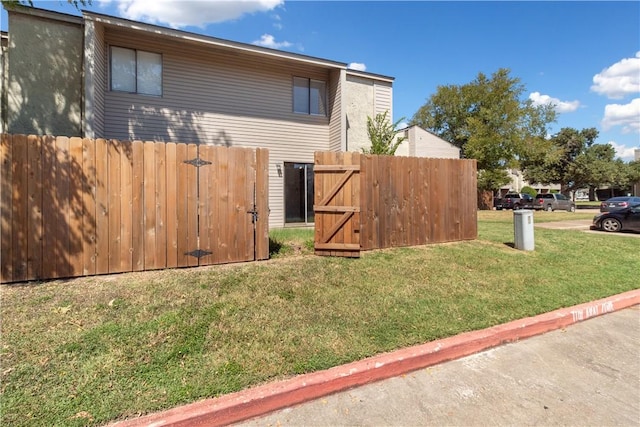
236,306,640,426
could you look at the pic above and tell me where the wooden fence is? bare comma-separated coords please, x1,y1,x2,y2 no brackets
1,134,269,283
314,152,477,257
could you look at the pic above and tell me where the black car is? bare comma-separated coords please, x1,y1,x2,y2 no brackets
496,193,534,210
592,203,640,233
600,196,640,212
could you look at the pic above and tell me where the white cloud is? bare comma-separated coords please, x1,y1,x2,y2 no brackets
591,52,640,99
607,141,639,161
347,62,367,72
529,92,580,113
100,0,284,28
601,98,640,133
252,34,292,49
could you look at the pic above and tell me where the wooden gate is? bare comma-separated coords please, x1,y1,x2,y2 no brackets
314,151,361,258
314,152,478,258
0,135,269,283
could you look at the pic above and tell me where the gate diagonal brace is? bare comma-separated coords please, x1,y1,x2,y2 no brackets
186,249,213,259
184,158,212,167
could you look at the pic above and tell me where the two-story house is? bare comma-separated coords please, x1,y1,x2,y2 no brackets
1,6,394,228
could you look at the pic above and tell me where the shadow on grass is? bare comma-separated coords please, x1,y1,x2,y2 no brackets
269,238,284,257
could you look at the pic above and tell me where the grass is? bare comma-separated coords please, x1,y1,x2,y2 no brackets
1,211,638,426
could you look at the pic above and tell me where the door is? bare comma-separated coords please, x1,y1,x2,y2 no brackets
284,162,314,225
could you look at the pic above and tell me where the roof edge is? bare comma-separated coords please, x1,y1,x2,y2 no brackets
346,68,394,83
83,10,349,71
4,5,83,26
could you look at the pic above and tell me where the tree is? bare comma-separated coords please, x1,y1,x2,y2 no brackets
521,127,599,195
411,68,556,194
362,110,406,155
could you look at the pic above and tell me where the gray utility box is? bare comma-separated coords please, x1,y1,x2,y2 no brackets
514,210,535,251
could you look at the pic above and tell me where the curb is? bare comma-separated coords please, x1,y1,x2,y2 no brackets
112,289,640,427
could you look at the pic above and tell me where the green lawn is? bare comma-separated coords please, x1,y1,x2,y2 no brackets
1,211,637,426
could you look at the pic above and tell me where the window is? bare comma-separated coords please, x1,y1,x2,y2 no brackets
293,77,326,115
111,46,162,96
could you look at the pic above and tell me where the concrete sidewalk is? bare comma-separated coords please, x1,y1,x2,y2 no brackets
238,305,640,427
112,290,640,427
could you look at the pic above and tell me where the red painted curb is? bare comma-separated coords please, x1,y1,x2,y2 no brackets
112,289,640,427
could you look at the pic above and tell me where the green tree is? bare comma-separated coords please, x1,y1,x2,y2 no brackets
362,110,406,155
411,68,556,193
521,127,599,195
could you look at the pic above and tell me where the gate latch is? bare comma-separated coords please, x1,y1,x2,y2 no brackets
247,206,258,223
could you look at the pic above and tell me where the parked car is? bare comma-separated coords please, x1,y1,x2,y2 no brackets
599,196,640,213
534,193,576,212
591,203,640,233
496,193,534,210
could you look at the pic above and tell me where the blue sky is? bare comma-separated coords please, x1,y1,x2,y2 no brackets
2,1,639,160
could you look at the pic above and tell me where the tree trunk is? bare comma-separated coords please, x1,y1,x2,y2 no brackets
477,190,493,210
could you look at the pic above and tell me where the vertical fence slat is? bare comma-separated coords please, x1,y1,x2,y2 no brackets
217,147,230,264
82,137,96,276
119,140,133,272
27,135,43,280
107,139,122,273
165,142,177,269
11,135,28,281
94,139,109,274
68,137,84,276
155,142,167,269
175,143,189,267
143,141,157,270
1,134,13,282
198,145,213,266
186,143,199,267
55,136,72,278
255,148,269,260
41,136,56,279
131,141,145,271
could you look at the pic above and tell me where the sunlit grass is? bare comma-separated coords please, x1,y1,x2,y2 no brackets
1,214,637,426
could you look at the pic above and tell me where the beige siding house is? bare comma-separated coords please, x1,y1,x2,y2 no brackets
395,125,460,159
2,6,394,228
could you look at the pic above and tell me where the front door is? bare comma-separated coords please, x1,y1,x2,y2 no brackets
284,162,314,225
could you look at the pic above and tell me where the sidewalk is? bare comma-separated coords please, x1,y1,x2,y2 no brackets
112,290,640,427
238,304,640,426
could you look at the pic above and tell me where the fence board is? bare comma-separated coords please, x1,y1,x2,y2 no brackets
81,138,96,276
143,141,157,270
165,142,177,268
69,137,84,277
119,140,133,272
107,140,122,273
1,134,13,282
11,135,28,280
217,147,230,263
255,148,269,260
95,139,109,274
27,135,43,280
155,142,167,269
186,143,199,267
131,141,145,271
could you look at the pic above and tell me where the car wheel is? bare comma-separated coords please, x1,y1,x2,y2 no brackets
545,204,553,212
601,218,622,232
514,204,521,210
568,205,576,212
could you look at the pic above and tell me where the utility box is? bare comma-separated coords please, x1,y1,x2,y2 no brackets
514,210,534,251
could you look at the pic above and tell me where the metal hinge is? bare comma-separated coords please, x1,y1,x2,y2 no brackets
184,158,212,167
185,249,212,259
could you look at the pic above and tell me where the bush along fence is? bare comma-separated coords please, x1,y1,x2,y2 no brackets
0,134,269,284
314,151,478,257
